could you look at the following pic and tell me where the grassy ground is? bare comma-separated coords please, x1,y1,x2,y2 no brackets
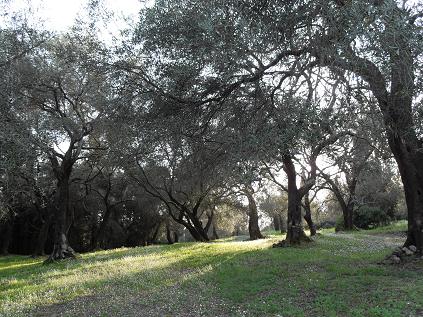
1,221,423,317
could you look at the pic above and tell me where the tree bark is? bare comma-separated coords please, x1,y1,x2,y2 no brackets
283,155,310,245
279,214,286,233
303,193,317,236
245,190,264,240
211,223,219,240
319,8,423,252
273,215,281,231
46,174,75,262
166,219,174,244
92,204,113,250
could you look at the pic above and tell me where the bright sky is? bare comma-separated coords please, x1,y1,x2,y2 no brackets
2,0,147,32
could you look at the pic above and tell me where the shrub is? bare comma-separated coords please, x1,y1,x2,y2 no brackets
353,206,390,229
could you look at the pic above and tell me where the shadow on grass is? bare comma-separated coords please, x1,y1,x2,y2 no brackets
2,232,423,317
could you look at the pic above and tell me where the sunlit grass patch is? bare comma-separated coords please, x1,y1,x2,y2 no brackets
0,221,422,317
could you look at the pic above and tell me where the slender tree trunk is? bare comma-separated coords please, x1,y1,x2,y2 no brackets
273,215,281,231
303,192,316,236
46,175,75,262
166,220,174,244
211,224,219,240
150,221,161,244
173,231,179,242
92,204,113,250
279,214,286,233
245,191,264,240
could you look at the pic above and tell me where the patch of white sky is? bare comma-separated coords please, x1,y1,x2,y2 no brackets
1,0,152,38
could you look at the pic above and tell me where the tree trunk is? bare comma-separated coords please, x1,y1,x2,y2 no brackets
46,175,75,262
342,201,354,231
245,191,264,240
92,204,113,250
273,215,281,231
173,231,179,243
375,47,423,252
283,155,310,245
303,211,316,236
150,221,161,244
32,210,52,257
303,192,316,236
279,214,286,233
166,220,174,244
388,130,423,252
190,217,210,241
211,221,219,240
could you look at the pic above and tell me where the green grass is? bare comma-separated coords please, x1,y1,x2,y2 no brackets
0,223,422,316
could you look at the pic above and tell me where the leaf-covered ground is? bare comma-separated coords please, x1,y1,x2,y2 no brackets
1,221,423,317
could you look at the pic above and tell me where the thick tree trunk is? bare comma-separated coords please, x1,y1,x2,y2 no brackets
342,202,354,231
186,224,209,242
172,209,209,242
388,131,423,252
378,49,423,252
245,191,264,240
46,175,75,262
282,155,310,245
190,216,210,241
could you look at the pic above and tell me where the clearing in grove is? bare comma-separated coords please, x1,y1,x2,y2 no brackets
1,221,422,317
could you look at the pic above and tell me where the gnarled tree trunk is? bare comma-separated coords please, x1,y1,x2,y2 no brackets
46,174,75,262
282,155,310,245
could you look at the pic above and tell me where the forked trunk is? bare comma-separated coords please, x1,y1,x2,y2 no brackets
283,156,310,245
